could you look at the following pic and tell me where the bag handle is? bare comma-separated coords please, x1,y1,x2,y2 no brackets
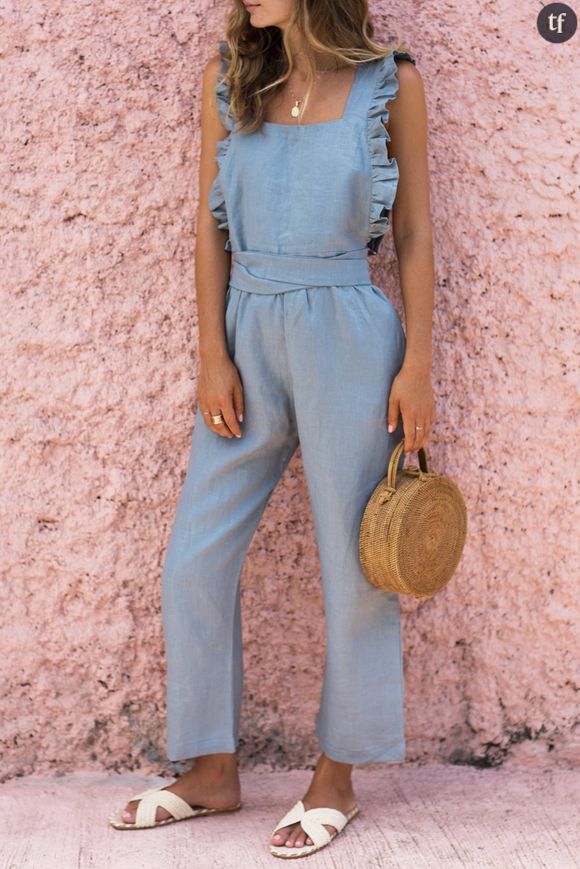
387,437,430,489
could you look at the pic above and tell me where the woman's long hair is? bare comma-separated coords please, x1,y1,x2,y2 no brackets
215,0,412,133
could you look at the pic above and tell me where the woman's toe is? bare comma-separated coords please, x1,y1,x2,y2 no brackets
271,821,314,849
294,829,308,847
272,825,290,845
288,824,304,848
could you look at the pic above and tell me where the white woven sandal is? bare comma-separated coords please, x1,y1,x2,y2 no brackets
108,783,242,830
269,799,360,859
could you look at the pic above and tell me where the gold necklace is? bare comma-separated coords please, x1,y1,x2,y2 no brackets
287,66,336,120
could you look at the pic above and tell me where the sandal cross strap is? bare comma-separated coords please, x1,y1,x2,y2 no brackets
270,799,360,858
108,783,242,830
130,786,196,827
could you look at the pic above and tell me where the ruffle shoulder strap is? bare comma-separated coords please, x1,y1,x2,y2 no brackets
367,48,417,255
208,41,234,246
214,40,235,132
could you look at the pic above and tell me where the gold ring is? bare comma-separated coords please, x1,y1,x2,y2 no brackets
211,413,224,425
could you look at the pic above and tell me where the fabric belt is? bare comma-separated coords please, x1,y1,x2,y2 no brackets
228,248,372,295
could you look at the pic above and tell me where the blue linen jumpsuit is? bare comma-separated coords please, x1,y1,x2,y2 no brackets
161,40,417,764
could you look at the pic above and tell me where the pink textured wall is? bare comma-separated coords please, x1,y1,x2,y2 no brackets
1,2,578,780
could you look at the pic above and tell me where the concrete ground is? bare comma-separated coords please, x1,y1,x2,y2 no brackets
1,762,578,868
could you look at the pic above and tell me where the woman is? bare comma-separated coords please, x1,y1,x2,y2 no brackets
109,0,435,859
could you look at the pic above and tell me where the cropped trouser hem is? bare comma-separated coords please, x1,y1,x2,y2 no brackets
167,735,237,763
316,726,406,765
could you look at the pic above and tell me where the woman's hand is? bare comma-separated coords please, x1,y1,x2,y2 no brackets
196,354,245,439
387,362,435,453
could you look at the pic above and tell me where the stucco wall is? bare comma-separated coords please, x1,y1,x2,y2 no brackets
1,1,578,780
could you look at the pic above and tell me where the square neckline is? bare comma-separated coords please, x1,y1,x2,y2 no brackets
261,61,364,129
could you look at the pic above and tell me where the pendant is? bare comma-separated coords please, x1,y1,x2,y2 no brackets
291,101,301,118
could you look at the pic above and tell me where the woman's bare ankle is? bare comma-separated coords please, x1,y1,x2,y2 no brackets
189,752,239,778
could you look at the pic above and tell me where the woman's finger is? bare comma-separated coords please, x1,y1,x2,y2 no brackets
402,412,417,453
232,384,244,424
413,421,426,452
220,394,242,438
387,391,400,434
203,407,233,438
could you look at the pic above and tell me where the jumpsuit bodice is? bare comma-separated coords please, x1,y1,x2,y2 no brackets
208,41,416,293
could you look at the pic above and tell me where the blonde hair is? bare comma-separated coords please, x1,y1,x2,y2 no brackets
214,0,412,134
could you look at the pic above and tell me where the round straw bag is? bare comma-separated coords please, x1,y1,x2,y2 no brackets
359,438,467,599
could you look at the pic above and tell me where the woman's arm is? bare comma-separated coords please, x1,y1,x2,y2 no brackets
193,55,244,438
385,58,436,453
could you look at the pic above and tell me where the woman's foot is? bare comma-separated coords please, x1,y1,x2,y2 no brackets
120,752,241,824
271,752,357,849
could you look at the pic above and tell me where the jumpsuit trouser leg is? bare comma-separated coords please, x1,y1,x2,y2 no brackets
161,278,407,764
161,286,299,761
282,282,407,763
